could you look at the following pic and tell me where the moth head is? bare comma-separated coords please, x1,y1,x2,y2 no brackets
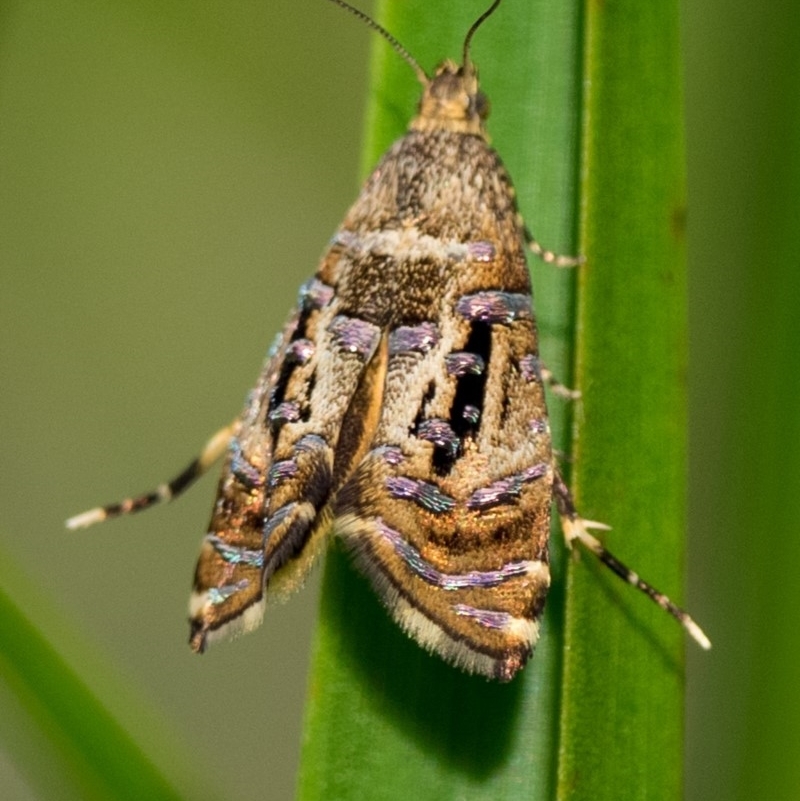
410,60,489,137
326,0,501,137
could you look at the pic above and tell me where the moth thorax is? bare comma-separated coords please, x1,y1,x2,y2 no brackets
410,60,489,137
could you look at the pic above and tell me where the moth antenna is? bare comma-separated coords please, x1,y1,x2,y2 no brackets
325,0,428,86
463,0,502,69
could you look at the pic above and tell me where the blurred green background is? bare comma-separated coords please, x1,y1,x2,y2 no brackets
0,1,797,800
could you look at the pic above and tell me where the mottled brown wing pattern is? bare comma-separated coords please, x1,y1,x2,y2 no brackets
189,267,385,650
329,129,553,680
333,315,553,680
192,121,553,677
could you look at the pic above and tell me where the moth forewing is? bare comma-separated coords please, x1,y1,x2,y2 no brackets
187,310,299,651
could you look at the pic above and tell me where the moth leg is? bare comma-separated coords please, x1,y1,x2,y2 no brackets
66,422,235,530
523,224,584,268
553,471,712,650
539,363,581,401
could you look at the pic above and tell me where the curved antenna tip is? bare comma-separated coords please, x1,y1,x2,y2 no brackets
326,0,428,86
462,0,503,67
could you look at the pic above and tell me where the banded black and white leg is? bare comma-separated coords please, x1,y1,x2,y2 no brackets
553,471,711,650
540,365,581,401
523,227,583,398
66,423,235,530
524,225,585,268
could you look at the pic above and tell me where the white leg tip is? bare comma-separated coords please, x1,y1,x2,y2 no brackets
65,508,106,530
686,619,712,650
561,516,611,548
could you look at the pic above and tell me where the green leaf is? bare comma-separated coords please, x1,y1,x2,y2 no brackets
297,0,689,799
558,1,688,799
0,547,189,801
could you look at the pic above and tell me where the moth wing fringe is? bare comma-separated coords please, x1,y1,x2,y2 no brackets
335,512,535,681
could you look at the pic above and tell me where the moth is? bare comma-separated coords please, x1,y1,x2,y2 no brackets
68,0,710,681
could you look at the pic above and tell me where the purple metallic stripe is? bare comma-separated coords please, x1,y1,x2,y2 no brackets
462,404,481,424
416,418,459,455
455,291,532,324
388,322,440,355
331,230,356,249
295,433,328,453
268,458,298,488
445,351,486,377
519,354,542,383
467,240,496,263
286,338,315,365
521,463,549,481
207,580,249,606
229,441,264,488
370,445,404,465
263,501,298,540
328,315,380,358
385,476,456,514
269,401,301,425
376,518,531,589
206,535,265,568
299,277,334,310
453,604,514,629
466,463,549,510
529,418,548,435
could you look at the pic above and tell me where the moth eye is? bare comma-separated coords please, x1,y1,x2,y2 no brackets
471,91,490,120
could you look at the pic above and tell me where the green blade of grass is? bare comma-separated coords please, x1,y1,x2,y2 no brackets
297,1,582,799
297,0,690,798
557,1,689,799
0,546,189,801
